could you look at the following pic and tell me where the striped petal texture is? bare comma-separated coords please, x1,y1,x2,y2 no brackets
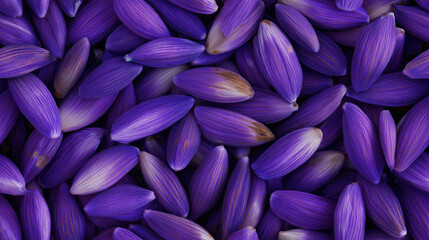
0,90,18,144
395,152,429,193
0,194,22,240
25,0,48,18
20,189,51,240
235,43,270,89
0,0,22,17
279,229,332,240
105,25,146,54
379,110,397,170
403,49,429,79
394,5,429,43
241,174,266,228
0,154,26,195
0,14,39,46
57,0,82,17
114,227,143,240
165,0,217,14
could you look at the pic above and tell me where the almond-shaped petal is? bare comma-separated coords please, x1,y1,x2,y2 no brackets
50,183,86,240
359,176,407,238
173,67,254,103
270,190,336,230
0,0,22,17
189,145,228,219
295,31,347,76
256,209,282,240
57,0,82,17
70,145,139,195
79,57,142,98
276,84,347,136
0,194,22,240
0,90,18,144
279,0,369,30
326,25,365,47
84,184,155,221
194,106,274,147
347,72,429,107
279,229,332,240
206,0,263,54
403,49,429,79
221,157,251,238
54,37,90,98
334,183,365,240
396,152,429,193
0,14,39,45
105,25,146,54
394,5,429,43
113,0,169,40
25,0,48,17
395,96,429,171
320,171,358,201
336,0,362,11
67,0,119,45
8,74,61,138
111,95,194,143
228,227,258,240
20,189,50,240
275,4,319,52
241,175,266,228
0,45,53,78
0,154,26,195
105,83,136,129
33,0,66,59
301,69,333,97
113,228,142,240
253,20,302,104
342,103,385,183
365,228,411,240
235,43,270,89
284,151,344,192
385,28,405,73
192,50,234,66
140,152,189,217
21,130,62,182
379,110,396,170
144,210,214,240
125,37,204,67
252,127,322,179
317,107,343,149
351,13,396,92
165,0,217,14
129,225,163,240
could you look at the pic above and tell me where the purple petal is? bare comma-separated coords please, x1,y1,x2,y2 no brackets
0,194,22,239
276,84,347,136
0,0,22,17
194,106,274,147
279,0,369,30
235,43,270,88
229,227,258,240
395,96,429,171
20,189,50,240
362,0,397,21
113,0,169,40
144,210,214,240
143,135,167,161
253,20,302,104
321,171,359,201
105,25,146,54
192,139,216,165
140,152,189,217
79,57,142,98
9,115,28,161
206,0,263,54
54,37,90,98
351,12,397,92
284,151,344,192
394,5,429,43
385,28,405,73
25,0,49,17
173,67,254,103
403,49,429,79
8,74,61,138
111,95,194,143
229,147,251,160
0,90,18,144
318,107,343,149
165,0,217,14
125,37,204,67
416,0,429,11
37,61,57,89
295,31,347,76
279,229,332,240
93,228,114,240
270,190,336,230
396,152,429,193
342,103,385,183
359,176,407,238
365,228,411,240
0,14,39,45
0,45,53,78
301,69,333,97
326,25,365,47
241,175,266,228
57,0,82,17
67,0,119,45
189,145,228,219
0,154,26,195
221,157,251,238
129,225,163,240
50,183,86,240
379,110,396,170
70,145,139,195
192,50,234,66
334,183,365,240
105,83,136,129
256,210,282,240
336,0,362,11
113,228,142,240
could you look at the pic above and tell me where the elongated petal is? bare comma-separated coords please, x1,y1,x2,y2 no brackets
394,5,429,43
105,83,136,130
57,0,82,17
279,0,369,30
50,183,86,240
395,96,429,171
140,152,189,217
113,0,169,40
378,110,396,170
362,0,396,21
284,151,344,192
253,20,302,104
276,4,319,52
125,37,204,67
70,145,139,195
301,69,333,97
25,0,48,17
206,0,263,54
271,190,336,230
165,0,217,14
0,45,53,78
396,152,429,193
0,154,26,195
0,90,18,144
385,28,405,73
318,107,343,149
0,14,39,45
144,210,213,240
336,0,362,11
348,72,429,107
21,189,50,240
194,106,274,147
9,116,27,162
276,85,346,136
326,25,365,47
8,74,61,138
54,37,90,98
68,0,119,45
255,210,282,240
192,50,234,66
359,176,407,238
351,12,396,92
113,228,142,240
342,103,385,183
0,0,22,17
403,49,429,79
279,229,332,240
241,175,266,228
295,31,347,76
0,194,22,240
221,157,251,238
229,227,258,240
321,171,358,201
334,183,365,240
79,57,142,98
235,43,270,88
105,25,146,54
21,130,62,182
173,67,253,103
111,95,194,143
129,225,163,240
